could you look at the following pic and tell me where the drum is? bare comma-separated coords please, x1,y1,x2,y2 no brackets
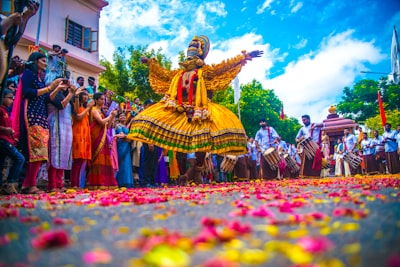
263,147,280,170
283,153,300,174
203,153,214,175
343,152,362,169
220,155,237,173
298,137,319,160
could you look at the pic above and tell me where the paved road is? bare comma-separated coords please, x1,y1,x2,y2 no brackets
1,176,400,267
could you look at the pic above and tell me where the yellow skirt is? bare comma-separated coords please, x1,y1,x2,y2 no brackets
127,102,247,155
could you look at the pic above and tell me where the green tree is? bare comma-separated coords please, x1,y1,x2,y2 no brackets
336,79,380,122
214,80,301,143
365,109,400,135
99,45,172,101
336,78,400,123
377,77,400,111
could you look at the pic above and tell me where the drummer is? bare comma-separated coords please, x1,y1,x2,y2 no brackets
255,118,281,180
343,128,359,176
295,115,324,178
360,132,379,175
274,136,288,155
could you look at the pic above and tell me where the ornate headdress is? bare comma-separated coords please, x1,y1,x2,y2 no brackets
187,35,210,60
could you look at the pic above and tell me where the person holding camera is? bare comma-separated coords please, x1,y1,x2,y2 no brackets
46,81,77,193
70,88,94,188
0,0,39,83
86,92,118,190
12,52,68,194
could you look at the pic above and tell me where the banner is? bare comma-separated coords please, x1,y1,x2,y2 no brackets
377,90,386,126
233,77,240,103
280,106,285,120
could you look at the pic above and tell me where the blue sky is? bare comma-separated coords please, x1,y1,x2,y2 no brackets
99,0,400,124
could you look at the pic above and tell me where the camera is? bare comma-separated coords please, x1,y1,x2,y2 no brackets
62,79,69,84
14,0,40,13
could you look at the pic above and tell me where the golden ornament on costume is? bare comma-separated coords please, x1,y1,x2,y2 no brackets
127,35,263,155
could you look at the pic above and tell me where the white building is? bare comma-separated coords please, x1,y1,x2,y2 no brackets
1,0,108,85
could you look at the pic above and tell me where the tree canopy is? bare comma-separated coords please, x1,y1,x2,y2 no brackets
213,80,301,143
365,109,400,135
336,78,400,123
99,45,172,102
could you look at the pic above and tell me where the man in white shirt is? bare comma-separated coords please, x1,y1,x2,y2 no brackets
382,123,400,174
247,137,258,180
371,130,386,174
360,132,378,175
295,115,324,178
255,118,280,180
343,128,360,177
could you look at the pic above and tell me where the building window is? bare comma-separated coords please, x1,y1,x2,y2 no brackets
0,0,14,15
65,16,98,52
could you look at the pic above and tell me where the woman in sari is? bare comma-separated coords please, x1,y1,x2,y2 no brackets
86,92,118,190
70,89,94,188
115,112,134,188
15,52,67,194
47,84,76,192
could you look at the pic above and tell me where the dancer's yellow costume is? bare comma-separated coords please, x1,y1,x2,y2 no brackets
128,35,263,155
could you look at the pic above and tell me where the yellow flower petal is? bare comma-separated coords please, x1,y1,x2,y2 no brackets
374,230,384,239
222,239,245,250
119,226,130,234
286,228,308,239
342,243,361,254
240,249,269,265
320,226,332,235
340,223,359,232
143,244,191,267
285,245,313,264
217,249,240,262
255,225,279,237
318,257,346,267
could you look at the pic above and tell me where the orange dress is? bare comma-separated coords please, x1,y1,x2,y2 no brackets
72,106,91,160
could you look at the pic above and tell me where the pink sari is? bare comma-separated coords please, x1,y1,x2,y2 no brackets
86,107,117,190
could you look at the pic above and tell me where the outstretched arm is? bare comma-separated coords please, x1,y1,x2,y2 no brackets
203,50,263,91
247,50,264,59
142,57,180,94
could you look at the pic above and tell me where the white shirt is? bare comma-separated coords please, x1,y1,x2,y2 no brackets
296,123,322,145
361,139,374,156
382,130,398,152
255,127,280,152
344,134,358,153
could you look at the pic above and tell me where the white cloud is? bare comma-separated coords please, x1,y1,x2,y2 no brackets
99,7,115,62
257,0,273,14
195,7,208,28
290,2,303,13
205,1,227,17
203,33,276,86
148,40,170,54
135,5,161,27
262,30,384,123
99,0,226,60
293,37,308,49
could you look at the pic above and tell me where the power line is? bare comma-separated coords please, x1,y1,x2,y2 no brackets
360,71,390,75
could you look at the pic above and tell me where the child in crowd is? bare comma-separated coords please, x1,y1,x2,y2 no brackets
0,89,25,194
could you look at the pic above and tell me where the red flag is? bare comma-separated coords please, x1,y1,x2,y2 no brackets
280,106,285,120
377,90,386,126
